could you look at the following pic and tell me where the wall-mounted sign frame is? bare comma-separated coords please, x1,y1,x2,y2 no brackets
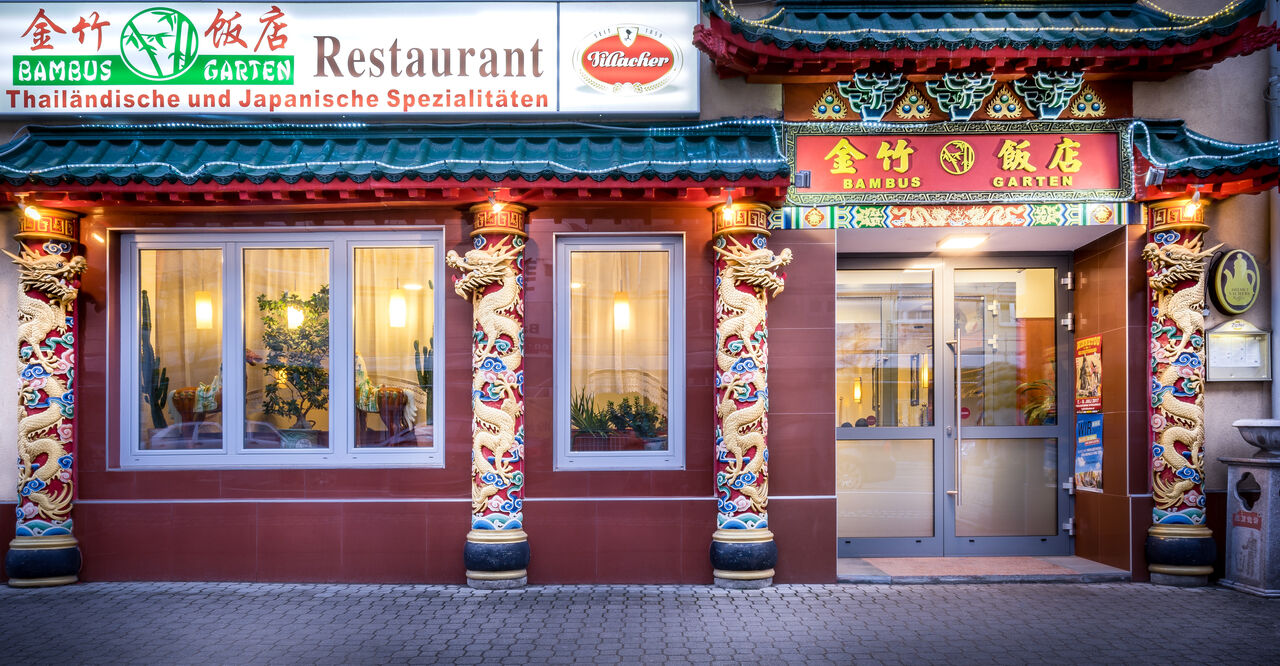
786,120,1134,205
0,1,700,116
1206,319,1271,382
1209,249,1261,315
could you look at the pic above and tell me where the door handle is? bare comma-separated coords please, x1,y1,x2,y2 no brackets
948,333,961,506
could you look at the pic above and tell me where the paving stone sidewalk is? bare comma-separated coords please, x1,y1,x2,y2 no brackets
1,582,1277,664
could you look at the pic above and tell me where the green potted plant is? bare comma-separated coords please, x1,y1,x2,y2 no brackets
606,396,667,451
1016,379,1057,426
138,289,170,431
570,388,613,450
257,285,330,447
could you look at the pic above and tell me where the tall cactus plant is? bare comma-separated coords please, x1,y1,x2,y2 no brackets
139,289,169,428
414,338,433,422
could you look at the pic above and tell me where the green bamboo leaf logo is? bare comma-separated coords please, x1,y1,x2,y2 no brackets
120,7,199,81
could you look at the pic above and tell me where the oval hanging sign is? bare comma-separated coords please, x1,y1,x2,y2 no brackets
1210,249,1261,315
573,24,681,95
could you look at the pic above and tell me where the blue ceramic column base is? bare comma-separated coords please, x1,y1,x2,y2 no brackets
710,529,776,588
1146,524,1214,587
6,535,81,588
464,529,529,589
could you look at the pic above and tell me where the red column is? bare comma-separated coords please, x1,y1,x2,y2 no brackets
709,202,790,588
1143,198,1217,586
6,207,85,587
445,202,530,588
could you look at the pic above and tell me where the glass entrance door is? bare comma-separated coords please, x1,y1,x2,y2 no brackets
836,257,1071,557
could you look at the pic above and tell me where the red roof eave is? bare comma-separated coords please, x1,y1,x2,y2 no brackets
0,176,790,212
694,16,1280,79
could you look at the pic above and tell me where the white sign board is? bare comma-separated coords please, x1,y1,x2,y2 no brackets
1,1,699,115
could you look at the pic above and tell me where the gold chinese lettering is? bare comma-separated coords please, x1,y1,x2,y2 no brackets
876,139,914,174
824,138,867,175
1048,137,1083,174
996,139,1036,173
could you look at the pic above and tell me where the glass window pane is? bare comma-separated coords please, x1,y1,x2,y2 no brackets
836,269,934,428
954,268,1056,427
243,248,330,450
353,247,435,448
569,250,669,452
955,438,1058,536
837,439,934,537
137,249,223,450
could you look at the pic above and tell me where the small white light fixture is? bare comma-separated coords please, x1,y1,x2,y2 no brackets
721,188,736,222
488,188,504,213
1182,187,1202,218
613,291,631,330
91,232,106,244
403,282,424,291
388,288,408,328
937,234,988,251
570,282,584,289
194,291,214,330
286,305,305,329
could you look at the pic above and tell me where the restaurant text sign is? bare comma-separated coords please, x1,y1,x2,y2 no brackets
1,2,699,115
788,122,1132,205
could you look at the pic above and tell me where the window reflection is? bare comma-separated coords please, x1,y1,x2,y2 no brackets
836,270,934,428
137,249,223,450
243,248,330,449
353,247,436,448
569,250,669,452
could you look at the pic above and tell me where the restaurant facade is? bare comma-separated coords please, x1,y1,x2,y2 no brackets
2,0,1279,588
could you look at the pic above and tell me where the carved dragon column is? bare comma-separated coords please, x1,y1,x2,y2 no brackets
709,202,790,588
6,207,86,587
445,202,529,589
1144,198,1219,587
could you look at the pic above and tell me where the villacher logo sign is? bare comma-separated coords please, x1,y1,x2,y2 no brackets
573,24,680,95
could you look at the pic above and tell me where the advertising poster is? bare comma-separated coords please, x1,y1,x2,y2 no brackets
1074,335,1102,412
1074,413,1103,491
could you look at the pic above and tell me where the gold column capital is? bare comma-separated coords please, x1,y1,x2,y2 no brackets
712,202,773,238
469,202,528,237
1146,198,1207,234
15,206,81,245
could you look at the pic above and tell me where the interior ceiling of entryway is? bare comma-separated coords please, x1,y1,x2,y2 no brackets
835,225,1122,254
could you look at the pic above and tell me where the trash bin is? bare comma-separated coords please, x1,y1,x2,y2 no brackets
1219,457,1280,597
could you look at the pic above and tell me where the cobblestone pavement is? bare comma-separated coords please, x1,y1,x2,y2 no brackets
1,582,1278,664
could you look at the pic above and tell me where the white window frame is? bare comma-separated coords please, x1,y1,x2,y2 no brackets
118,230,446,468
553,233,685,471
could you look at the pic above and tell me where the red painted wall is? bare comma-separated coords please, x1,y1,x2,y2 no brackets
26,203,835,584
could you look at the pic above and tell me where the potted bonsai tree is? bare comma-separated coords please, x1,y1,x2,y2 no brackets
257,285,330,448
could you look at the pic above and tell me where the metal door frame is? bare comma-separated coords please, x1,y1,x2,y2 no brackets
836,254,1073,558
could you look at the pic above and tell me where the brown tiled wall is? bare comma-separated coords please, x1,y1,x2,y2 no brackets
1071,223,1152,579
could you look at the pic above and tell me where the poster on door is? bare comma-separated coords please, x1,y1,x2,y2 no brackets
1074,335,1102,412
1074,413,1103,491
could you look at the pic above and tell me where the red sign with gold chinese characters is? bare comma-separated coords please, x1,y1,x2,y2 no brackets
786,121,1133,205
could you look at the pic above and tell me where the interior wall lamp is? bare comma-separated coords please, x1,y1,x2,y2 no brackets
853,376,862,403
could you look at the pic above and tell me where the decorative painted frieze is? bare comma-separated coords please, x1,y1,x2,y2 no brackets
1069,84,1107,118
926,72,997,121
894,85,933,120
769,202,1126,230
1012,70,1085,119
835,73,909,122
985,85,1025,119
810,87,849,120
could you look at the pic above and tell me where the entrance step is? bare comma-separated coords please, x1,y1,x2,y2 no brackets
838,556,1131,584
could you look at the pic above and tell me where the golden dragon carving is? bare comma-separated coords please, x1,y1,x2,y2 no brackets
714,238,791,518
1143,239,1219,511
9,248,86,522
446,239,523,516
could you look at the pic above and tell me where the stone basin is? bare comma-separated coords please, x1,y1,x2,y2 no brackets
1232,419,1280,458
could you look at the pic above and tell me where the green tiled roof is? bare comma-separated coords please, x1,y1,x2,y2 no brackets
0,120,787,187
1134,119,1280,178
705,0,1265,52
